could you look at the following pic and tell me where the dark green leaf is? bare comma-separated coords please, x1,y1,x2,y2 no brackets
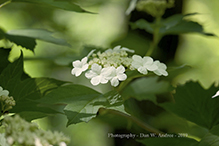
161,81,219,129
1,28,70,52
121,77,172,103
160,21,204,35
39,84,104,125
130,19,154,33
0,28,5,40
163,64,191,82
5,34,36,52
11,0,92,13
40,85,126,125
138,137,199,146
131,13,215,36
199,124,219,146
0,48,11,74
6,29,70,47
0,52,67,120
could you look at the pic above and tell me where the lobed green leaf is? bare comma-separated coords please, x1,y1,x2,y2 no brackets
121,76,172,103
0,52,67,120
161,81,219,129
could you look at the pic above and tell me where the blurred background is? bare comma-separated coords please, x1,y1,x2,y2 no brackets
1,0,219,145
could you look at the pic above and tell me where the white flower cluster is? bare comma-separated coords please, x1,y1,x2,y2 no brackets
3,115,70,146
71,46,168,87
0,86,16,113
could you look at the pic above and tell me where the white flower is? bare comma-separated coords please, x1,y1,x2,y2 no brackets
34,138,43,146
0,86,9,97
85,63,109,86
153,61,168,76
59,142,67,146
105,45,135,53
71,57,89,77
131,55,158,75
105,66,127,87
7,136,14,145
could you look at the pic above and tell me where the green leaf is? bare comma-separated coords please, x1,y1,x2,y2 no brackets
130,19,154,33
5,34,36,52
39,85,126,125
121,76,172,103
160,20,205,35
1,28,70,52
161,81,219,129
137,137,199,146
163,64,191,82
131,13,215,36
0,48,11,74
6,29,70,47
11,0,92,13
39,84,104,125
199,124,219,146
0,52,67,120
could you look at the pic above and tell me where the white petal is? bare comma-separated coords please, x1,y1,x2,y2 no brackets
138,67,148,75
117,74,127,81
71,68,77,75
159,63,167,70
102,66,115,79
161,70,168,76
153,70,162,76
91,76,101,86
100,77,108,84
81,64,89,71
1,90,9,96
116,66,125,74
121,47,135,53
143,56,153,64
75,69,83,77
59,142,67,146
73,60,81,68
132,55,142,62
0,87,3,92
91,63,102,73
110,77,119,87
131,61,142,69
146,63,158,71
81,57,88,65
113,45,121,51
85,70,97,79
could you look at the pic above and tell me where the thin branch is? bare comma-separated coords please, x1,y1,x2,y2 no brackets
98,107,163,134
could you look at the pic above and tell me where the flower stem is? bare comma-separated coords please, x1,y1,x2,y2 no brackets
0,0,11,9
146,16,162,56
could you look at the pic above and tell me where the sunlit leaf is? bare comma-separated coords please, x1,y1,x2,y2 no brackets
161,81,219,129
1,28,70,52
11,0,91,13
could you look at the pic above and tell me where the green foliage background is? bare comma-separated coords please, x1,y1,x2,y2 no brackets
1,0,219,146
